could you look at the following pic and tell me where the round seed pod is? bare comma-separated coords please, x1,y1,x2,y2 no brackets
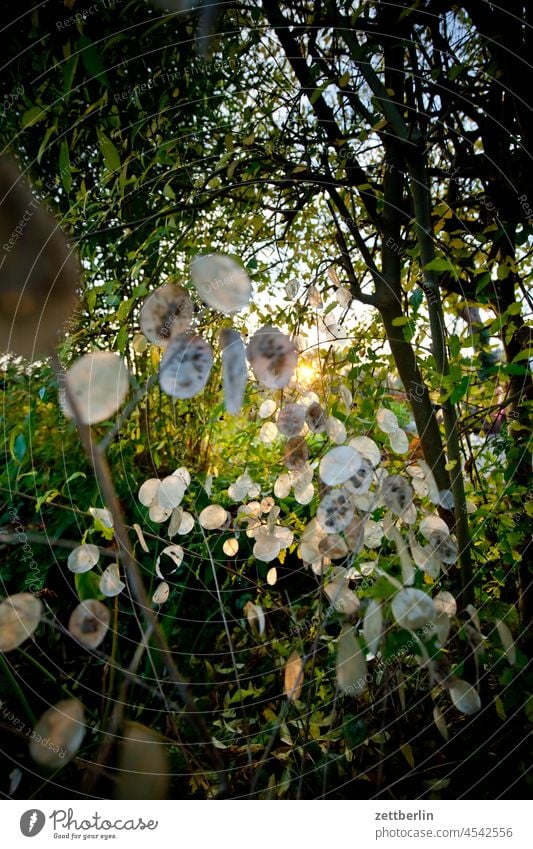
61,352,130,425
159,333,213,399
283,436,309,471
140,283,193,344
68,600,110,650
190,253,252,314
246,325,298,389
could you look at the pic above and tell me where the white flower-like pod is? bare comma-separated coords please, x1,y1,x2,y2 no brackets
138,478,160,507
259,422,278,444
294,480,314,505
376,407,399,434
433,591,457,618
152,582,170,605
391,588,436,631
260,496,275,513
431,612,451,647
100,564,125,597
384,516,415,585
284,650,304,701
173,466,191,487
285,278,299,299
317,490,354,533
336,286,352,308
363,600,383,656
155,545,184,579
199,504,228,530
67,544,100,574
298,519,323,559
428,531,459,564
284,436,309,471
318,533,348,560
176,510,194,536
274,473,292,499
326,415,347,444
272,524,293,549
420,515,450,540
449,679,481,715
159,333,213,399
149,503,172,524
324,570,360,617
243,601,265,637
305,401,327,433
381,475,414,515
496,619,517,666
277,404,306,437
349,436,381,467
343,456,374,495
140,283,193,344
156,476,186,509
266,567,277,586
68,600,110,650
259,399,277,418
62,352,129,425
219,327,247,414
246,326,298,389
0,593,42,652
190,253,252,314
362,519,383,549
29,699,85,768
253,534,281,563
319,445,362,486
223,538,239,556
89,507,114,528
389,428,409,454
308,284,323,309
336,626,367,696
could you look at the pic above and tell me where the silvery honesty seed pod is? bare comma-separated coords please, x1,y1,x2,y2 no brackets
246,325,298,389
305,401,327,433
68,600,110,650
159,333,213,398
283,436,309,471
30,699,86,769
0,593,42,652
0,156,79,359
140,283,193,344
277,403,306,437
381,474,414,515
61,352,130,425
219,326,247,414
190,253,252,313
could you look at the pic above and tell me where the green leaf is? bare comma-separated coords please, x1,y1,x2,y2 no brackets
37,124,58,165
63,55,78,95
21,106,45,129
449,334,461,358
78,35,109,86
99,133,121,172
61,472,87,494
10,431,26,463
424,257,458,279
116,324,129,353
59,141,71,193
75,570,105,602
35,489,60,512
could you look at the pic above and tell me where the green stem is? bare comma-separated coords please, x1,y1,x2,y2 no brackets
0,652,36,725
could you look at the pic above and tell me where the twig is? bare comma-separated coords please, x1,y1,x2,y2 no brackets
50,353,227,795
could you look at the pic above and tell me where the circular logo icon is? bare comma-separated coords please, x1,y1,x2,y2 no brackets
20,810,46,837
